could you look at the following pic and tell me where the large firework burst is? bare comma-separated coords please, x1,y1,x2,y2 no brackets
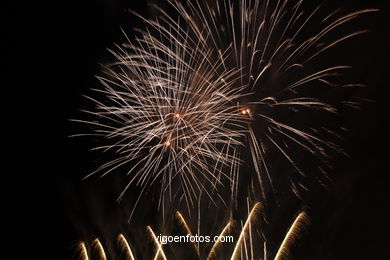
76,13,247,214
75,0,376,213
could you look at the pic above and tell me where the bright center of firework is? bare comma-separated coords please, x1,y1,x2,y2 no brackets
241,108,250,115
166,141,171,146
175,113,180,118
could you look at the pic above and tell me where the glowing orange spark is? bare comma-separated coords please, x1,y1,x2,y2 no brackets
240,108,251,116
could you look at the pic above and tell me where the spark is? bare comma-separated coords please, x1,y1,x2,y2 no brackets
76,242,89,260
274,212,310,260
176,211,193,237
176,211,201,258
92,239,107,260
230,202,263,260
240,108,251,116
206,220,233,260
118,234,136,260
147,226,168,260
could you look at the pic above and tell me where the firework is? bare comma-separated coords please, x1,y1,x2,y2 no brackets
165,0,377,202
230,202,262,260
76,242,89,260
206,221,232,260
147,226,168,260
76,0,376,213
75,6,246,215
118,234,136,260
92,239,107,260
75,203,309,259
176,211,201,258
274,212,310,260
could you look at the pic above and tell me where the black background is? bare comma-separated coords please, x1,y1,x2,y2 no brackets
24,0,390,259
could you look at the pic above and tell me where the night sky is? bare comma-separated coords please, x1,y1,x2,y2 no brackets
30,0,390,259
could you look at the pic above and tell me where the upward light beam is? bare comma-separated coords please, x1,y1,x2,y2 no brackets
118,234,136,260
147,226,168,260
207,220,233,260
77,242,89,260
92,239,107,260
230,202,263,260
274,212,310,260
176,211,201,258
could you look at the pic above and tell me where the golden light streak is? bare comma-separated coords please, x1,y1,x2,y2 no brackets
118,234,136,260
206,221,233,260
147,226,167,260
92,238,107,260
176,211,201,259
76,242,89,260
74,208,311,259
176,211,193,236
274,212,310,260
230,202,263,260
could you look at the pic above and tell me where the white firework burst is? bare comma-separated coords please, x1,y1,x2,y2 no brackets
166,0,376,201
75,14,248,213
75,0,376,214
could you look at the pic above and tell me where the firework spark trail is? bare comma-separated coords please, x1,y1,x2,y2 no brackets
176,211,201,258
147,226,168,260
230,202,262,260
76,242,89,260
77,0,377,214
74,205,310,259
92,239,107,260
274,212,310,260
206,220,233,260
118,234,136,260
165,0,377,200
